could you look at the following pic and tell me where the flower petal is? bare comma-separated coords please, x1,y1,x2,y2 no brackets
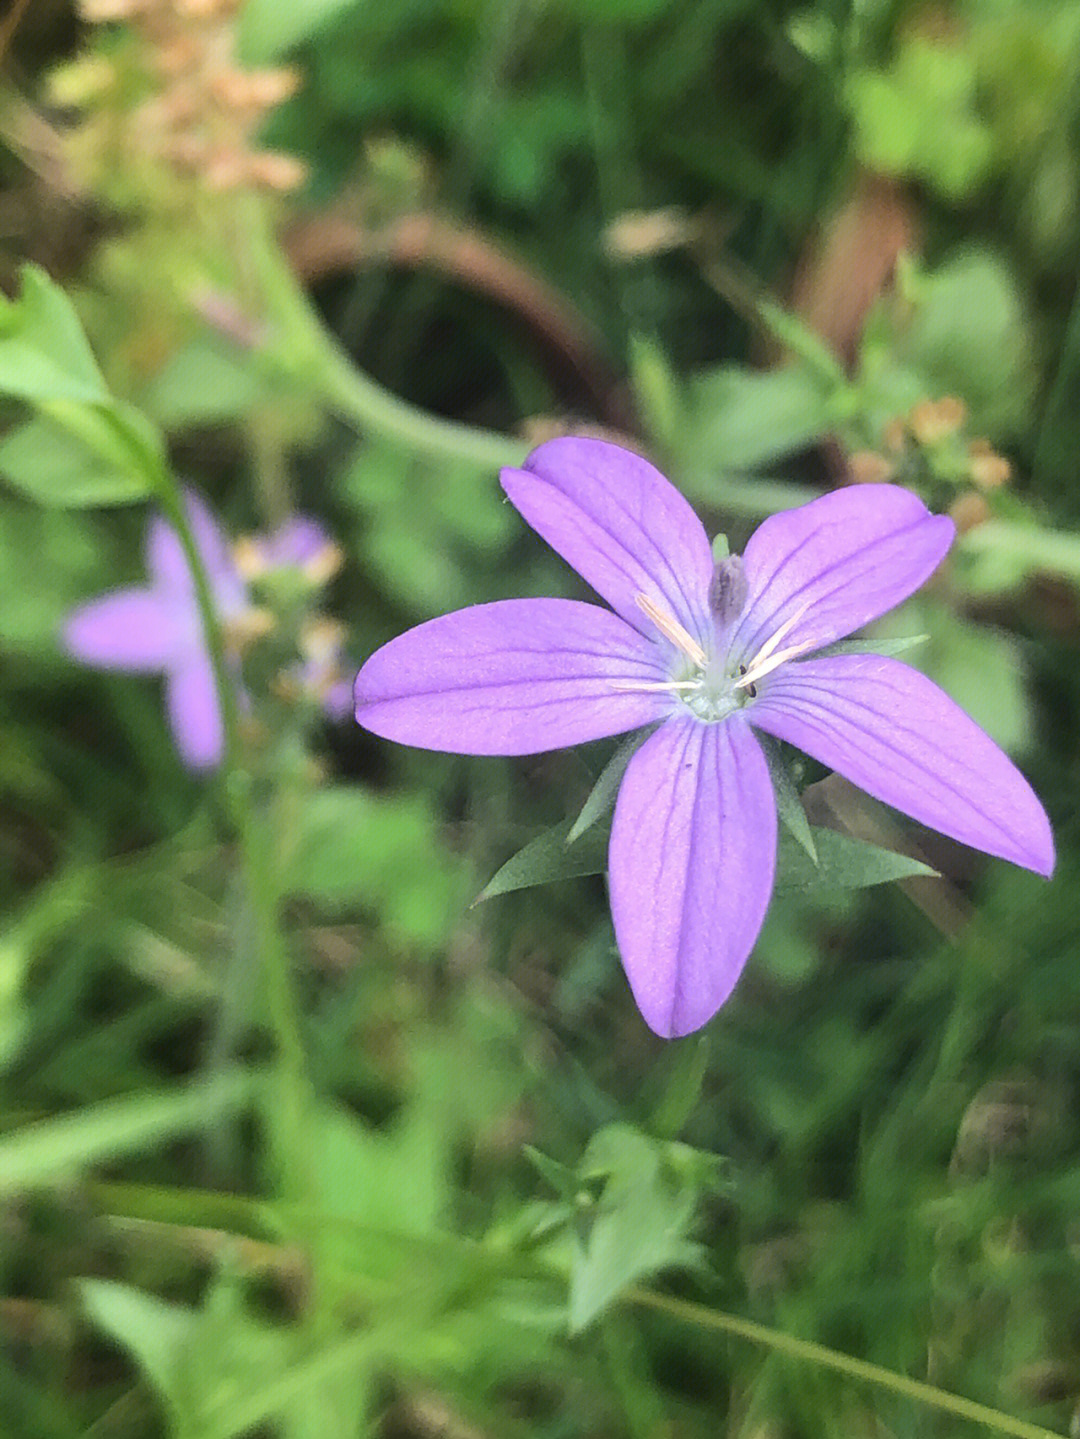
64,589,191,672
608,714,777,1038
165,651,225,769
750,653,1054,876
355,598,670,756
147,489,246,614
732,484,955,663
501,438,715,648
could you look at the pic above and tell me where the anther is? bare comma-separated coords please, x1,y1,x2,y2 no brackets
635,593,707,668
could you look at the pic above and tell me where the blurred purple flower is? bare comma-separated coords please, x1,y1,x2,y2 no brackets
298,617,352,719
65,491,247,769
354,439,1054,1036
236,514,342,587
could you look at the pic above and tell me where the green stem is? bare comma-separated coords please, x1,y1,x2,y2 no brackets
239,197,818,517
149,464,310,1206
152,477,242,777
244,198,527,472
624,1288,1063,1439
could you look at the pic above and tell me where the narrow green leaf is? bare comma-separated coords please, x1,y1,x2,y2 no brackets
79,1280,191,1418
649,1036,710,1140
475,820,609,904
815,634,929,658
202,1328,383,1439
757,734,816,861
757,298,846,386
0,1071,255,1195
0,265,108,405
775,827,936,898
524,1145,580,1200
142,337,272,428
567,730,652,844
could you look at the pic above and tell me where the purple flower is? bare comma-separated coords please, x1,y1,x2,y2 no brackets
65,491,247,770
235,514,342,586
354,439,1054,1037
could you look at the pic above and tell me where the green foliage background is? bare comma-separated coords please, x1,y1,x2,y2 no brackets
2,1,1080,1436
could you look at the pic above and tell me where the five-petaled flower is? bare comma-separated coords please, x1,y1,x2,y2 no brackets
355,439,1054,1038
64,495,347,769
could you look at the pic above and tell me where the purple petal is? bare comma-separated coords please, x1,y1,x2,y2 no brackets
355,598,670,756
322,678,353,720
608,714,777,1038
147,489,246,615
165,651,225,769
64,589,192,672
258,515,331,570
501,438,715,649
750,653,1054,876
732,485,955,663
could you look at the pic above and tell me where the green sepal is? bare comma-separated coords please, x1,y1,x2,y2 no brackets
477,816,935,904
814,634,929,659
757,733,816,862
566,728,654,844
473,819,609,904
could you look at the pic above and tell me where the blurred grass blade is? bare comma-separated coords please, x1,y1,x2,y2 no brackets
0,1071,255,1196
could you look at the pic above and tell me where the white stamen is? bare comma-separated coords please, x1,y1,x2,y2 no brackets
635,593,707,668
746,597,813,669
735,635,820,689
733,598,818,690
611,678,700,693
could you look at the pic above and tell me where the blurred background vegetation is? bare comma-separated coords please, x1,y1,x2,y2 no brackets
3,0,1080,1435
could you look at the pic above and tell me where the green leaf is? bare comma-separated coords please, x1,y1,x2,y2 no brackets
0,266,108,405
524,1145,580,1201
756,299,846,387
567,730,653,844
238,0,358,60
648,1035,711,1140
960,517,1080,591
0,409,153,508
902,250,1036,437
287,786,458,945
0,1070,254,1195
142,338,273,428
479,808,933,906
570,1124,700,1332
475,819,609,903
686,364,832,471
628,333,683,449
775,827,936,898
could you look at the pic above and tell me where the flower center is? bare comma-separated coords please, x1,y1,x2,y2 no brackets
613,591,819,723
681,657,742,722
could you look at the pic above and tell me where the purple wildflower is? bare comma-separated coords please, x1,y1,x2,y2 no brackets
235,514,342,587
65,490,247,770
354,439,1054,1038
298,617,353,719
